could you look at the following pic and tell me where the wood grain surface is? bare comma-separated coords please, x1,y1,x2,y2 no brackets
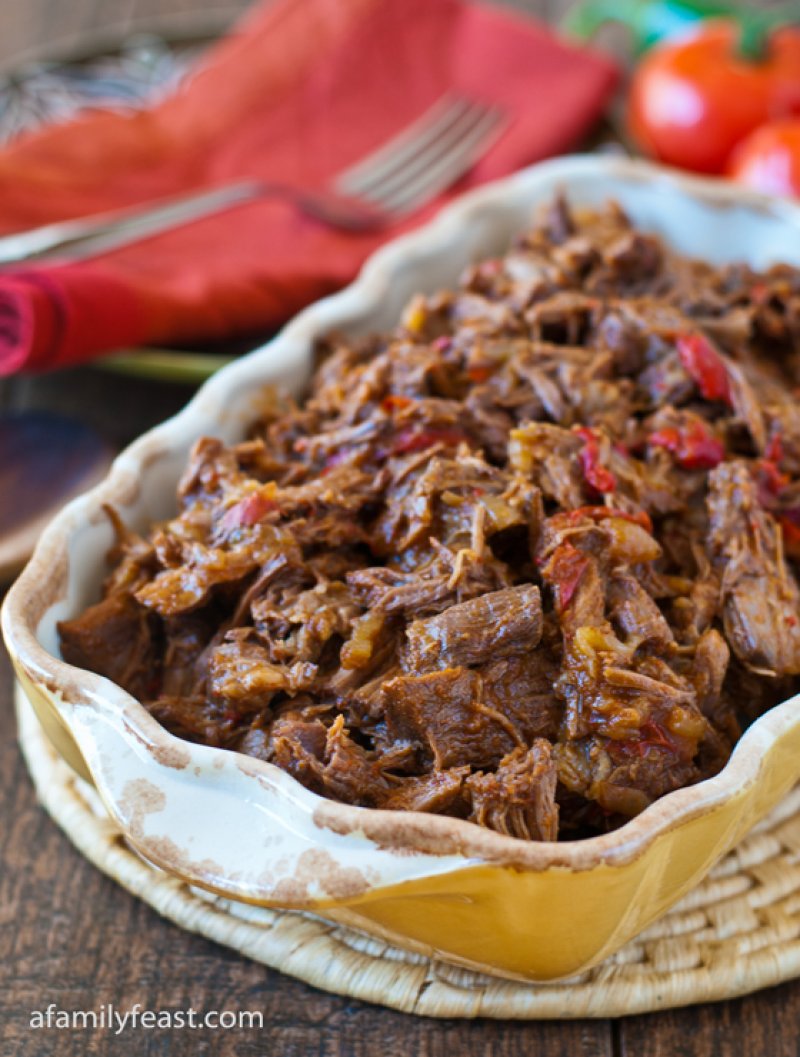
1,0,799,1054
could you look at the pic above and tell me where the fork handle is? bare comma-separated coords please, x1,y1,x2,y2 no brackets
0,181,264,265
0,179,388,266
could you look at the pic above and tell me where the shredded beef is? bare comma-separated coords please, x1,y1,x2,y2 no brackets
58,197,800,841
467,741,559,841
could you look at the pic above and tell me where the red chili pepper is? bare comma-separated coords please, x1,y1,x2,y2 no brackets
753,461,800,556
614,719,679,759
478,259,503,277
756,458,790,506
780,515,800,560
750,282,770,304
547,541,590,611
220,492,277,532
567,505,654,533
677,332,732,405
648,420,725,470
391,427,467,455
574,426,616,494
144,675,161,699
319,450,351,476
766,432,784,464
381,394,413,413
467,364,493,384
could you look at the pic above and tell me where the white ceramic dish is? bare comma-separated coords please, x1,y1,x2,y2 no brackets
6,156,800,981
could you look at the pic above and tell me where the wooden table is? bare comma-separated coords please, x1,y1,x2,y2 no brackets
2,1,799,1054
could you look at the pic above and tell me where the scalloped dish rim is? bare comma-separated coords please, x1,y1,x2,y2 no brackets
5,155,800,980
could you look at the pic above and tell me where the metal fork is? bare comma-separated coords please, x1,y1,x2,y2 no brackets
0,93,508,265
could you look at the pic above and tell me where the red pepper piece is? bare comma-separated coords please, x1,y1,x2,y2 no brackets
547,541,590,611
677,332,732,406
392,427,466,455
319,450,350,476
574,426,616,494
478,259,503,277
780,515,800,560
467,364,492,384
381,394,413,413
614,719,679,759
220,492,277,532
750,282,770,305
756,458,790,506
649,419,725,470
567,505,653,533
144,674,161,700
765,431,784,464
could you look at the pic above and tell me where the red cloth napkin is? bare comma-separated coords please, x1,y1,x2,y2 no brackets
0,0,617,375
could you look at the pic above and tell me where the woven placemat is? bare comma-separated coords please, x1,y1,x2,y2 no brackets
16,684,800,1019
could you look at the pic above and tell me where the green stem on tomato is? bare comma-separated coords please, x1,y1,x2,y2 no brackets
564,0,800,59
563,0,731,55
736,4,800,61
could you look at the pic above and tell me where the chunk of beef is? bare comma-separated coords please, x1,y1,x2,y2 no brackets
382,667,517,769
135,543,258,617
608,572,673,649
59,594,156,701
268,713,411,807
604,231,663,283
252,580,360,665
707,461,800,675
596,748,701,816
381,768,469,813
508,422,584,508
347,546,512,618
405,585,543,670
689,628,730,714
146,694,233,746
160,615,211,698
208,637,316,713
383,651,559,770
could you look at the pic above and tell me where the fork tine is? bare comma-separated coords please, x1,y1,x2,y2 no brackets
347,100,493,204
368,106,507,216
355,103,498,208
335,93,473,197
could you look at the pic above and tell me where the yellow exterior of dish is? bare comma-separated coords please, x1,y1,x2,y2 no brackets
17,668,93,783
328,724,800,979
18,667,800,981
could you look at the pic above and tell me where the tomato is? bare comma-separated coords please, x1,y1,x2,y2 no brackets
627,21,800,173
728,119,800,198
